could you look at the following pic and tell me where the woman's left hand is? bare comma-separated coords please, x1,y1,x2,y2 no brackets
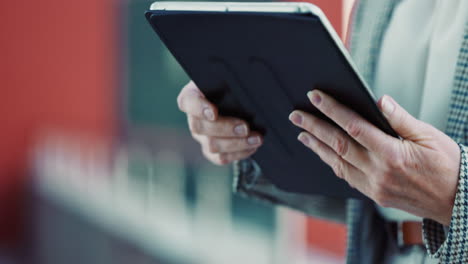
289,90,461,225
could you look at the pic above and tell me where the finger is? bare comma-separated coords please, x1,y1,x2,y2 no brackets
377,95,430,140
177,81,218,121
202,147,258,166
194,132,262,154
222,148,258,163
198,133,263,153
188,116,250,137
307,90,397,153
297,132,369,194
289,110,371,171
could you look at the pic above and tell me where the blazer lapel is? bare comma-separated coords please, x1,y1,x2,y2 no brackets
445,24,468,144
349,0,401,90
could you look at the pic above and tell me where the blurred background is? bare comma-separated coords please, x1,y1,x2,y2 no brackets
0,0,355,263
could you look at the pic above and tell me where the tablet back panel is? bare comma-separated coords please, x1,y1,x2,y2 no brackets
146,10,396,199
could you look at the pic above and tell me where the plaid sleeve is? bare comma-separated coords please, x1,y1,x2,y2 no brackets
422,144,468,263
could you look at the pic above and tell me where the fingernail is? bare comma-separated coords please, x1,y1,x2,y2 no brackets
307,91,321,105
382,96,395,118
247,136,261,145
234,124,248,136
289,112,303,125
297,133,310,145
203,106,215,121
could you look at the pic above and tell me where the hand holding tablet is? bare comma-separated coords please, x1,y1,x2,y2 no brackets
146,2,398,199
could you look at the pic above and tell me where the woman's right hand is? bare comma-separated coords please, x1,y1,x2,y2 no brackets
177,81,263,165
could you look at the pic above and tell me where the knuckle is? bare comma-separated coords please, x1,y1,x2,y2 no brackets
211,158,224,166
392,158,406,172
346,119,363,138
401,149,419,171
403,158,420,172
202,148,213,163
383,145,414,173
191,133,202,143
303,114,318,131
333,134,349,157
332,159,345,179
203,153,212,163
203,152,211,163
176,92,185,111
386,151,406,171
203,151,226,166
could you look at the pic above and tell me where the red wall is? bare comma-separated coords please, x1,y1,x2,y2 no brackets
308,0,343,35
0,0,117,245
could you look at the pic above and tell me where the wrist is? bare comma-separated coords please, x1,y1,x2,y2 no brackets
435,142,462,226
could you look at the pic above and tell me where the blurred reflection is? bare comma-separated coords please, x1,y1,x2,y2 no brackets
33,134,279,264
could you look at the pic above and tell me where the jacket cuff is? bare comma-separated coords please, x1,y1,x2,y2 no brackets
422,144,468,262
232,159,346,223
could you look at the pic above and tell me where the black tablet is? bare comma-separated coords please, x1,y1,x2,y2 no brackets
145,2,398,199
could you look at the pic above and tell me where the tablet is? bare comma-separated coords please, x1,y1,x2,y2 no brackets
145,2,398,199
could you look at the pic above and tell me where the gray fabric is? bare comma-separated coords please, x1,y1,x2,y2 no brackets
385,245,438,264
345,199,393,264
233,159,346,223
349,0,400,89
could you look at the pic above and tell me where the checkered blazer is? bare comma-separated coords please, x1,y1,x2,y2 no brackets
233,1,468,263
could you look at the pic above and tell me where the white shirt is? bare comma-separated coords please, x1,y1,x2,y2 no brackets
373,0,468,222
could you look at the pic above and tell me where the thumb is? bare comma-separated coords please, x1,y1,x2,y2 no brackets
377,95,426,139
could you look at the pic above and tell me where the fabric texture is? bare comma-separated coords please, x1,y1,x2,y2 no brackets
422,146,468,263
385,245,439,264
422,23,468,263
